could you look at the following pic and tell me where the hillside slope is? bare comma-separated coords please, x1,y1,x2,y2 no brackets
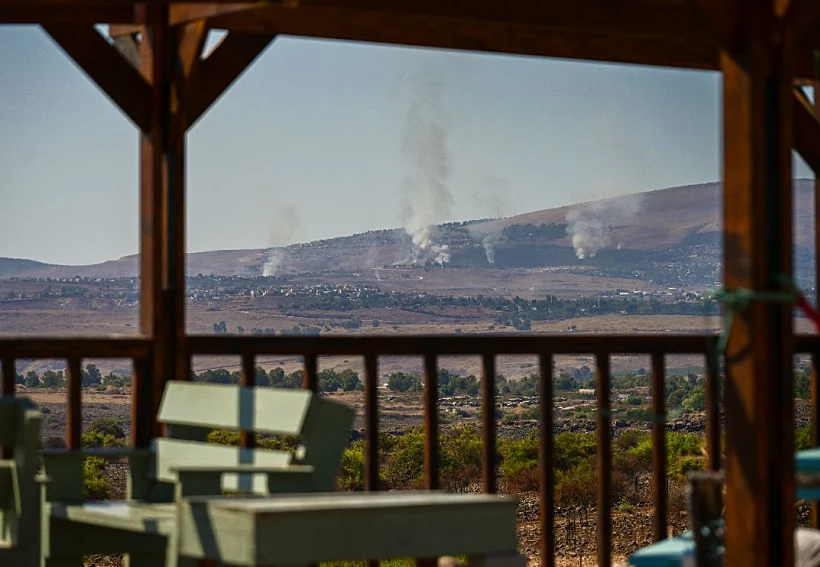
0,180,813,279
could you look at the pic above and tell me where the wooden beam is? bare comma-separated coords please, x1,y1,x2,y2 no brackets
43,25,151,132
172,20,208,124
109,24,144,38
169,2,257,25
220,0,707,42
721,2,795,566
794,88,820,173
186,31,274,129
785,0,820,43
687,0,744,55
207,6,718,71
0,8,137,24
113,34,141,68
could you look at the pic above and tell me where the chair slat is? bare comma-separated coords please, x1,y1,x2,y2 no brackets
157,382,313,435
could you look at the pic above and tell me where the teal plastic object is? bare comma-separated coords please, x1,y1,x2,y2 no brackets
628,533,693,567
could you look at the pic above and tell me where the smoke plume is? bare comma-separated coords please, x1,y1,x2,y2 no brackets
262,202,302,276
565,193,644,260
398,71,453,266
467,175,510,265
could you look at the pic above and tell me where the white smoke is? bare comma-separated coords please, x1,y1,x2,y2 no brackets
398,70,453,266
262,202,302,276
481,234,499,264
466,176,510,266
565,193,644,260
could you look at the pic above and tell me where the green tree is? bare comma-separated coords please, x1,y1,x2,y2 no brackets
82,364,102,386
387,372,422,393
24,371,39,388
268,367,287,388
41,370,64,387
255,366,270,387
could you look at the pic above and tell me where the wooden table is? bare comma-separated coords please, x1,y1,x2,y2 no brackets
176,491,521,566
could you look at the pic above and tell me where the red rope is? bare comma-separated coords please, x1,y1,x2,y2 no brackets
796,291,820,332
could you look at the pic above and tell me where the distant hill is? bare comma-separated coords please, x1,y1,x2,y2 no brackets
0,258,57,278
0,180,814,280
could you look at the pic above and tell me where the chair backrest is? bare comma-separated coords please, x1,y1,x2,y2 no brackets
0,396,42,563
152,382,354,493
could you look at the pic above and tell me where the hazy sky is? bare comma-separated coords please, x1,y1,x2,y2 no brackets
0,26,813,266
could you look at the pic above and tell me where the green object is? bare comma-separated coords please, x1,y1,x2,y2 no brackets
704,273,799,354
176,492,521,565
0,397,43,567
39,382,355,566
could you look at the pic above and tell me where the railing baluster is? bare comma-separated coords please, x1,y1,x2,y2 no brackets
651,352,667,541
132,356,150,448
596,353,612,567
1,357,14,459
364,354,381,567
303,353,318,393
364,354,379,491
66,358,82,450
179,351,192,382
705,349,720,471
240,353,256,449
538,352,555,567
423,353,439,490
482,353,497,494
1,357,14,397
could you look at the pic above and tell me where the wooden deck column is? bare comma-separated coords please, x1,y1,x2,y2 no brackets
720,3,795,566
141,3,187,439
140,9,272,437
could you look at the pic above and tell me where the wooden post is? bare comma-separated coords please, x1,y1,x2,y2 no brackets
139,2,181,439
812,82,820,529
721,2,795,566
135,7,269,438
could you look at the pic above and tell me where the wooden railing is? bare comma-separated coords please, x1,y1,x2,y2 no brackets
23,333,820,563
0,333,728,566
0,337,153,449
185,333,724,567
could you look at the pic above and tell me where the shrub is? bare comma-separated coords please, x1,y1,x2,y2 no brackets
796,427,812,451
440,426,483,490
81,430,125,449
83,457,110,500
337,441,366,491
382,428,425,489
88,417,126,440
555,461,597,508
206,429,300,451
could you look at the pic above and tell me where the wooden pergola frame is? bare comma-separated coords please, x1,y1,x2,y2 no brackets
4,1,820,566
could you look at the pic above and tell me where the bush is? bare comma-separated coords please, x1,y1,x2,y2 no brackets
81,431,125,449
88,417,126,440
206,429,300,451
338,441,366,491
83,457,110,500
